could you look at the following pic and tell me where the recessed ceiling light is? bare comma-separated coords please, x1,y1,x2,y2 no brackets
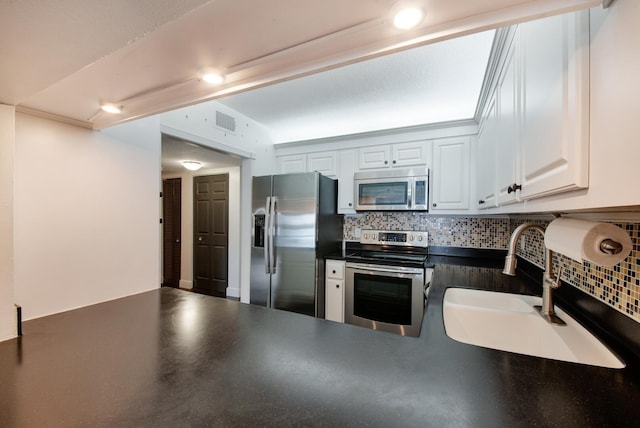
394,7,424,30
202,72,225,85
182,160,202,171
100,103,122,114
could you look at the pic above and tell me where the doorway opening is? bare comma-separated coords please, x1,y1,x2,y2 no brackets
160,134,243,298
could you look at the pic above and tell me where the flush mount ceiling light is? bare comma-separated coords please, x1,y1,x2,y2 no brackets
393,7,424,30
100,103,122,114
201,71,225,85
182,160,202,171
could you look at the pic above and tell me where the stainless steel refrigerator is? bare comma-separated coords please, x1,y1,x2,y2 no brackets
250,172,342,317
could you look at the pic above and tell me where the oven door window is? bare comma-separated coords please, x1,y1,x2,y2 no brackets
353,273,412,325
358,182,408,207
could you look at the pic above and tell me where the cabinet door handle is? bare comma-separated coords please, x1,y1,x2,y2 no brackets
348,202,352,207
336,284,340,288
432,203,437,208
507,183,522,194
384,160,388,165
332,270,336,274
392,160,396,164
478,199,485,205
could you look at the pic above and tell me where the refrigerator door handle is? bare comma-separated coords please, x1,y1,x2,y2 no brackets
264,197,271,274
269,196,278,273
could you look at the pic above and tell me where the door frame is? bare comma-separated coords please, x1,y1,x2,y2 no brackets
160,128,254,301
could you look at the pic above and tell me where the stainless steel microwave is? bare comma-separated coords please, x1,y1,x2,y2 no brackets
354,168,429,211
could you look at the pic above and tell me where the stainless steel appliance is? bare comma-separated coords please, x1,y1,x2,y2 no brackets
354,167,429,211
251,172,342,317
345,230,432,337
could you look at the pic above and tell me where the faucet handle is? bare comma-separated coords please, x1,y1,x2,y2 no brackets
551,265,564,289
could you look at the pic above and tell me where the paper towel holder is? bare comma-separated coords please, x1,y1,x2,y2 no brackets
600,239,624,255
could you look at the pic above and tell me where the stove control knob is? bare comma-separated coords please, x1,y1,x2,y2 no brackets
418,236,423,242
409,235,414,241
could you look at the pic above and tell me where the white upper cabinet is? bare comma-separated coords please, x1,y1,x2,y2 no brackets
518,11,589,200
391,141,430,167
474,10,590,210
431,137,471,210
358,146,390,169
496,32,521,206
337,149,356,214
277,154,306,174
277,152,337,177
476,96,498,209
358,141,429,170
307,152,337,178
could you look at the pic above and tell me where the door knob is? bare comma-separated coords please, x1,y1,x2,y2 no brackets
198,236,203,241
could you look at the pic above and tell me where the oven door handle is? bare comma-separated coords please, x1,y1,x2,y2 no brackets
346,263,423,275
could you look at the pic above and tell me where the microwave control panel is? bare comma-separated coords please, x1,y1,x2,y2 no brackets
360,230,428,248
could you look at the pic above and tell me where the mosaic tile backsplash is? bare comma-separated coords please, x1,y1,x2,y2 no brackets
344,213,640,323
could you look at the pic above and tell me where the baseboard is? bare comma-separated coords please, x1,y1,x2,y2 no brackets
16,305,21,336
226,287,240,299
179,280,193,290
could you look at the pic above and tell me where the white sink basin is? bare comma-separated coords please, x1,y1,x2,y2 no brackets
443,288,625,369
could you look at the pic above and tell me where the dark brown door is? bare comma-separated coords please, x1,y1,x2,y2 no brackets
193,174,229,297
162,178,182,288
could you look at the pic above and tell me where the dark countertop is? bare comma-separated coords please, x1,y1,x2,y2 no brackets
1,257,639,427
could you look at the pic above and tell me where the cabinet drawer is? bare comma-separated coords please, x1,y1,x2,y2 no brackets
326,260,345,279
325,279,344,323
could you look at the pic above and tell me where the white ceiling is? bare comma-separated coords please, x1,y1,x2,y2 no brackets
1,0,601,135
217,30,495,143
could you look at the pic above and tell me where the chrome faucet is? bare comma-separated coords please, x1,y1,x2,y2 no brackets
503,222,566,326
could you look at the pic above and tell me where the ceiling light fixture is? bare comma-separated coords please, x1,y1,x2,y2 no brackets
202,72,225,85
182,160,202,171
100,103,122,114
393,7,424,30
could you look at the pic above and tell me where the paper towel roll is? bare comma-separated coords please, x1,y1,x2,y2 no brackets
544,218,632,266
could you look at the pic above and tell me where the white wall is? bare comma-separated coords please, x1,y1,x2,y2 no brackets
0,105,16,341
14,113,161,320
159,100,276,174
162,165,241,298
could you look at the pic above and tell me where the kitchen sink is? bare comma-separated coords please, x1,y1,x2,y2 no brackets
442,288,625,369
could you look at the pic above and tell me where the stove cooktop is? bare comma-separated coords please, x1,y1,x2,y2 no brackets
345,230,429,268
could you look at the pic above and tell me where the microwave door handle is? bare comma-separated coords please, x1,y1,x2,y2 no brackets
408,179,413,209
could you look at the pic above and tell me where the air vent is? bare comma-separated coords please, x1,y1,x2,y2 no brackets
216,110,236,132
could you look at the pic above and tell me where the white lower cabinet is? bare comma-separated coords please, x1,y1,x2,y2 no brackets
325,259,345,323
431,137,471,211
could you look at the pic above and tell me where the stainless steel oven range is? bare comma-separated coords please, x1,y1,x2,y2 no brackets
345,230,432,337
